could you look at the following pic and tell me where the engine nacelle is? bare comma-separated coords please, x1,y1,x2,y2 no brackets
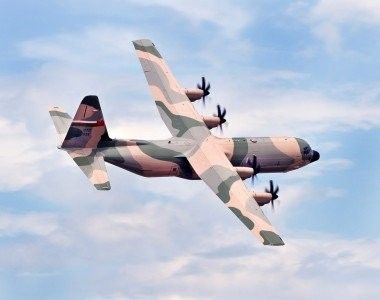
234,166,254,180
183,88,204,101
252,191,273,206
202,115,221,129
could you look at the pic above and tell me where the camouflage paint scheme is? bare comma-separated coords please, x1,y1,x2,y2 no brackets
102,136,310,178
49,39,320,246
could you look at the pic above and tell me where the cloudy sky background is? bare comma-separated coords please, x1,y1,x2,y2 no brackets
0,0,379,299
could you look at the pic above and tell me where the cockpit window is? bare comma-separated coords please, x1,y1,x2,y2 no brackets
303,146,311,155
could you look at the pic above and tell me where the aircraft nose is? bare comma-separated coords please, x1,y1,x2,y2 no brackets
310,150,320,163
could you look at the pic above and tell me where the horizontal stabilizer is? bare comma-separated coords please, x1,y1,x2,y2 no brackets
49,107,72,146
67,150,111,190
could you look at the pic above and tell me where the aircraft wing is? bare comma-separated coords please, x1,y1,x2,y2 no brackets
133,39,211,141
133,39,284,245
187,136,284,246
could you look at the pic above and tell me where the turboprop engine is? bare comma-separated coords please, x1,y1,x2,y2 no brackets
234,167,254,180
202,105,227,131
203,115,221,129
252,180,280,209
183,76,211,104
252,191,274,206
184,88,204,102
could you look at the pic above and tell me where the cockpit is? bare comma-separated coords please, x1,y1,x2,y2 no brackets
296,138,320,164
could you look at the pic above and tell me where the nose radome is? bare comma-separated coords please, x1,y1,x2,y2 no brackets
311,150,320,162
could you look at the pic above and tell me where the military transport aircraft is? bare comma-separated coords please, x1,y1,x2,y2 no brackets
49,39,319,246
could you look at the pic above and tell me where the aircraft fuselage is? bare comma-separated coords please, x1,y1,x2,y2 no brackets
101,136,319,180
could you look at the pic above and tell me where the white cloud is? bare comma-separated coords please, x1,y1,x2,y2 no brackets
0,117,52,190
59,0,253,38
1,207,378,299
289,0,380,53
134,0,251,36
312,22,342,54
0,213,58,237
317,141,341,153
19,25,139,68
81,204,170,242
0,212,71,250
255,70,309,82
211,82,380,137
286,158,353,180
113,234,380,299
310,0,380,25
62,0,252,37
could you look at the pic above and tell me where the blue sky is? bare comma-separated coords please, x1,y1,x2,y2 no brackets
0,0,379,299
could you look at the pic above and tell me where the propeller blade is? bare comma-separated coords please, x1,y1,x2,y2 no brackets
248,155,261,185
205,82,211,92
266,180,280,210
221,107,226,118
274,186,279,194
198,77,211,105
215,104,227,133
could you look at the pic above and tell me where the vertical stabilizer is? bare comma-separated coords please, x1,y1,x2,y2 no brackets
61,95,112,149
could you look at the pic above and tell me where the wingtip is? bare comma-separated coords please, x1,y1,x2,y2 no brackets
94,182,111,191
132,39,162,58
49,106,65,113
49,106,71,119
132,38,154,47
260,230,285,246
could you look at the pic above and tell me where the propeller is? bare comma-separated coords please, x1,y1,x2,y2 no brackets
214,104,227,132
246,155,261,184
265,180,279,211
197,76,211,105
